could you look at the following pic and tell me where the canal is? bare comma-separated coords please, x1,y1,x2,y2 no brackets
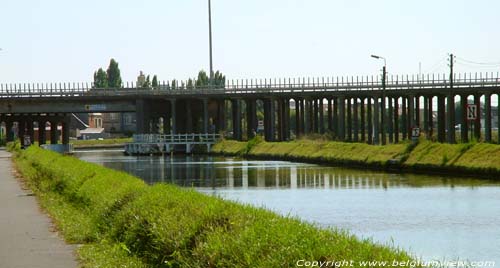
76,150,500,264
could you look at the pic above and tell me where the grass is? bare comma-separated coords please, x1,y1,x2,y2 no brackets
213,136,500,176
72,138,132,146
11,145,417,268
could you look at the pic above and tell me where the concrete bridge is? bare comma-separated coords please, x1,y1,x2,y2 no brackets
1,72,500,146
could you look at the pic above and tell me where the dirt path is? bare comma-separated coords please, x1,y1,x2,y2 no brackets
0,149,78,268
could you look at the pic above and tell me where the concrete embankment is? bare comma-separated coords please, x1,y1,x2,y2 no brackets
211,138,500,178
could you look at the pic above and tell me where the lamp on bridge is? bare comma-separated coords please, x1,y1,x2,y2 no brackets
371,54,387,145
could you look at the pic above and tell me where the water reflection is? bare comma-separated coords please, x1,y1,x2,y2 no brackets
76,150,500,189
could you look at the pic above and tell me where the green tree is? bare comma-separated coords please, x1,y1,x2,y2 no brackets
106,59,122,88
195,69,225,88
143,75,151,88
187,78,194,89
93,68,108,88
171,79,177,90
152,75,158,88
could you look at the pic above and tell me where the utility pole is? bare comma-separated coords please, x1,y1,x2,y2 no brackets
208,0,214,88
449,53,454,89
381,65,386,145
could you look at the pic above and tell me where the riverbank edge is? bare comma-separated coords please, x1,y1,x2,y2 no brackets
10,144,416,268
210,139,500,179
73,144,125,150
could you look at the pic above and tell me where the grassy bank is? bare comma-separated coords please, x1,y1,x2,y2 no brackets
212,137,500,177
12,145,415,268
72,138,132,147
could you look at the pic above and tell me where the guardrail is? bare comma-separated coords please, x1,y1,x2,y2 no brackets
132,134,221,144
1,72,500,98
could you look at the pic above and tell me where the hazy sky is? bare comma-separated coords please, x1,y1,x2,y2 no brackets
1,0,500,83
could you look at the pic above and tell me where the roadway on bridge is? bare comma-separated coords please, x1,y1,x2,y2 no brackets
0,149,77,268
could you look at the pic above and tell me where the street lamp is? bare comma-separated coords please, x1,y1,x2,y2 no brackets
208,0,214,88
371,54,387,145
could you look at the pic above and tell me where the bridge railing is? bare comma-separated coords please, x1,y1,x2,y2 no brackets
1,72,500,98
132,133,221,144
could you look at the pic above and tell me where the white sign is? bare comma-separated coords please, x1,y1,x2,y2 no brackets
466,104,477,120
411,127,420,138
23,135,31,147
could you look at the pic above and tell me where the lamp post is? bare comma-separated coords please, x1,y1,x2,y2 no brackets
371,55,387,145
208,0,214,88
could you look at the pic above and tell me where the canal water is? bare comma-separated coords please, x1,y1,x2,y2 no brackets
76,150,500,265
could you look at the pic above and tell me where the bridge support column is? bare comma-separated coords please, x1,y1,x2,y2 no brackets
360,98,366,142
327,98,333,132
428,96,434,140
39,119,47,145
203,99,209,134
485,93,492,143
305,99,312,135
284,99,290,141
381,97,386,145
373,97,380,145
387,97,393,143
277,100,283,141
294,99,301,137
170,99,177,135
136,99,151,134
50,120,58,144
18,119,26,146
415,96,421,128
333,97,339,139
232,99,242,141
401,97,407,140
408,95,415,140
62,116,70,145
394,97,399,143
6,121,14,142
347,98,352,141
437,95,446,143
423,96,429,139
367,97,373,144
338,97,345,141
353,98,359,142
460,95,469,143
26,120,34,146
474,94,481,141
186,101,193,133
246,99,257,139
300,99,305,136
446,94,456,143
319,98,325,134
263,99,274,141
216,99,225,134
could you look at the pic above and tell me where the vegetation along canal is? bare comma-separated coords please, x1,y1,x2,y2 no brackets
76,150,500,264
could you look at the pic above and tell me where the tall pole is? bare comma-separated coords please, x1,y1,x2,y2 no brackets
208,0,214,88
382,64,386,145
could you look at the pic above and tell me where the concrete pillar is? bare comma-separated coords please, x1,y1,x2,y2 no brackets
264,99,275,141
232,99,242,140
347,98,352,141
300,99,305,136
333,98,339,138
136,99,150,134
423,96,429,137
373,97,380,145
474,94,481,141
401,97,407,140
446,94,456,143
428,96,434,139
277,100,283,141
338,97,345,141
38,119,47,145
246,99,257,139
216,99,225,134
62,116,70,145
460,95,469,143
437,95,446,143
408,95,415,140
312,99,317,133
394,97,399,143
18,119,25,146
353,98,359,142
203,98,209,134
27,120,34,145
319,98,325,134
284,99,291,140
380,96,386,145
360,98,365,142
485,93,492,143
327,98,333,132
295,99,301,137
6,121,14,142
415,96,421,127
367,97,373,144
387,97,394,143
170,99,177,134
186,100,193,133
50,120,58,144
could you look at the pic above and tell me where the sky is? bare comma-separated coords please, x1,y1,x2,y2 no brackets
1,0,500,84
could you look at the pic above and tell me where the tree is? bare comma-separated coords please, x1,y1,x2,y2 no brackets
107,59,122,88
142,75,151,88
195,69,225,88
171,79,177,90
152,75,158,88
187,79,194,89
93,68,108,88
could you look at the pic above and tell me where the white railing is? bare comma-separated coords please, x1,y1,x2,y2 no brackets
1,72,500,98
132,133,221,144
